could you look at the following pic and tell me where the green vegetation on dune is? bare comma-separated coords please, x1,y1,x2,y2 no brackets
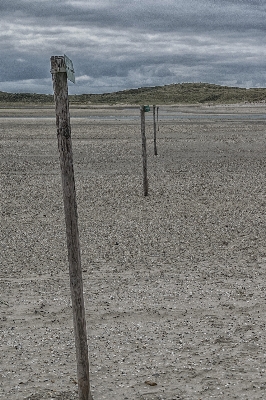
0,91,53,104
1,83,266,105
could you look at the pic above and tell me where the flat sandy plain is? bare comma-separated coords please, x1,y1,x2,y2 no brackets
1,104,266,400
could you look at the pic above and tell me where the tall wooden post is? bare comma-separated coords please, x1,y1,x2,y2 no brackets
157,106,159,132
140,105,148,196
153,105,158,155
50,56,93,400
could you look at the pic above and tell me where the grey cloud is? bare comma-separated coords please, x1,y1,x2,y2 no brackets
0,51,48,81
1,0,265,33
1,0,266,93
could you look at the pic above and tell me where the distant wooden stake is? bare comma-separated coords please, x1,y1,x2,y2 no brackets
50,56,93,400
153,105,158,155
157,106,159,132
140,106,148,196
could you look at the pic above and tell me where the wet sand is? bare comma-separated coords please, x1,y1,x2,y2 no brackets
1,105,266,399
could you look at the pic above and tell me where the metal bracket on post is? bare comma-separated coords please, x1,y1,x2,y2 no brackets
50,54,75,83
64,54,75,83
143,105,150,112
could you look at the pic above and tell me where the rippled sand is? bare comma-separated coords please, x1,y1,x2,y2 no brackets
1,105,266,399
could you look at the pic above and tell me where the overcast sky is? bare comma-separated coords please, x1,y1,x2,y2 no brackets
1,0,266,94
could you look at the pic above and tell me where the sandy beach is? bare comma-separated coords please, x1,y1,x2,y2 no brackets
1,104,266,399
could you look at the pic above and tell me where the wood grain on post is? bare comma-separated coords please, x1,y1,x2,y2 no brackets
140,106,148,196
50,56,93,400
153,105,158,155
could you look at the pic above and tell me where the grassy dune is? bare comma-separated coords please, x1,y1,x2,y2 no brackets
1,82,266,105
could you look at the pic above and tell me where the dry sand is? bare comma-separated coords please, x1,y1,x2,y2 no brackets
1,104,266,399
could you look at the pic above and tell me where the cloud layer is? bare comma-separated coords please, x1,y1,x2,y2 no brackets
1,0,266,94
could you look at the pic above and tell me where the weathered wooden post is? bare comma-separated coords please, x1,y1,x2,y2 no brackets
153,105,158,155
50,55,93,400
157,106,159,132
140,105,149,196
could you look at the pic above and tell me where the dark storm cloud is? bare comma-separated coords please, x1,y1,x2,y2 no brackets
2,0,265,33
1,0,266,93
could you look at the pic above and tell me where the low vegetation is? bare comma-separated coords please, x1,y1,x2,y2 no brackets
0,91,53,104
1,83,266,105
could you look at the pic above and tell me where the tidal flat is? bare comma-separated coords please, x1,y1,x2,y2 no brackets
1,104,266,399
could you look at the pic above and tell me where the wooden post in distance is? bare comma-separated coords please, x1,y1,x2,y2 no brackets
153,105,158,156
50,55,93,400
140,105,148,196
